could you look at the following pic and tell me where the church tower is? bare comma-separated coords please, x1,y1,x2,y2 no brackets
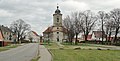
53,5,62,26
43,5,68,43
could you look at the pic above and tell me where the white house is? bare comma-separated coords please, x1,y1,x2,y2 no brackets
25,31,40,42
91,31,106,41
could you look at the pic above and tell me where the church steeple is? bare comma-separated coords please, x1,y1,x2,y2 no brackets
55,5,61,14
53,5,62,26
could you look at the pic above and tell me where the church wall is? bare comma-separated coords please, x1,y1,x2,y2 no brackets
52,31,63,42
52,26,63,31
53,14,62,26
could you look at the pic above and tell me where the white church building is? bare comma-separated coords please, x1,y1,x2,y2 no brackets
43,5,68,42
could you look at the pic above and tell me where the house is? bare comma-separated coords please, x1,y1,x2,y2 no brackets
0,29,4,46
82,34,92,41
25,31,40,42
107,31,120,41
0,25,16,46
43,5,68,42
91,31,106,41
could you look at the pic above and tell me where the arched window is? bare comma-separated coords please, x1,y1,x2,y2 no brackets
57,18,59,22
57,27,59,29
57,32,59,34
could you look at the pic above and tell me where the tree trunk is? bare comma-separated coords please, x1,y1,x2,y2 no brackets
75,33,78,45
17,33,20,44
108,30,112,44
114,27,119,44
85,34,88,41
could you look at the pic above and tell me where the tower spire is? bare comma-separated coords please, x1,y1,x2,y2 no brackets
57,3,59,9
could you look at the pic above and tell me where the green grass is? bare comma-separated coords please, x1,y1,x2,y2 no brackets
0,47,9,52
0,44,20,52
44,42,59,49
45,42,120,61
5,44,20,48
50,49,120,61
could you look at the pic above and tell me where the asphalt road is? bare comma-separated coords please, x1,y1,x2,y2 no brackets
0,43,39,61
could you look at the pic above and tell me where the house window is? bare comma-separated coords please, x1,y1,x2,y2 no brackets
4,32,6,34
95,36,96,37
7,37,9,40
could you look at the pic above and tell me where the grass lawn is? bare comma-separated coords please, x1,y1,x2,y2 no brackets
0,47,9,52
50,49,120,61
44,42,120,61
43,42,59,49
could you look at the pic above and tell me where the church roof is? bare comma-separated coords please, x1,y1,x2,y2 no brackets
43,26,68,34
43,26,53,33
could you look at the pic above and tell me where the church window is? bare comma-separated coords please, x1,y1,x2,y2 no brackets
57,32,59,34
57,18,59,22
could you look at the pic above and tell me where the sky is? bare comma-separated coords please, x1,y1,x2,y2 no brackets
0,0,120,35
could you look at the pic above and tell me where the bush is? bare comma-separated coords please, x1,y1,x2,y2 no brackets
59,47,64,50
89,48,92,50
107,49,110,50
74,47,81,50
97,48,102,50
114,43,120,46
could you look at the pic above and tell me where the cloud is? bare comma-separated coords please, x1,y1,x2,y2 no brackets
60,0,90,17
0,0,120,35
0,9,13,17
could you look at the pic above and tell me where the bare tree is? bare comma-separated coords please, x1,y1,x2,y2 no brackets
80,10,97,41
110,8,120,43
97,11,107,44
10,19,31,43
63,15,75,44
105,20,115,44
71,12,82,45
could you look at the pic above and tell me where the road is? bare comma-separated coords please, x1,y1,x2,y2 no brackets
0,43,39,61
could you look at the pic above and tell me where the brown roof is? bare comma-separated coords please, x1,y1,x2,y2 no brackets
93,31,106,38
61,26,68,33
32,31,39,36
43,26,68,33
43,26,53,33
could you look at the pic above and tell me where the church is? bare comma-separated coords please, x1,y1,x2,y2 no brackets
43,5,68,42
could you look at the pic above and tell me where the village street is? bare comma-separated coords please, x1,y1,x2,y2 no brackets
0,43,39,61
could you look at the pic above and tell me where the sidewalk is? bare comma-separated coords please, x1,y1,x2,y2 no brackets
57,42,64,47
38,45,52,61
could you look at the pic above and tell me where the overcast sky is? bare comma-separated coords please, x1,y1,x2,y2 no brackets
0,0,120,35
